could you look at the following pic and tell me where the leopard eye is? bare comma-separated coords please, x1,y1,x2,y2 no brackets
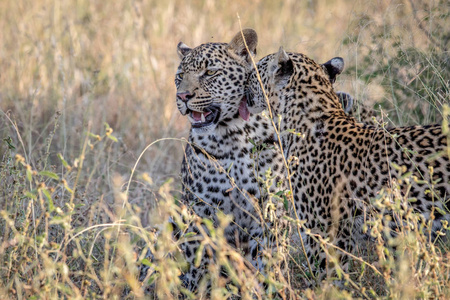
177,72,184,79
205,70,217,76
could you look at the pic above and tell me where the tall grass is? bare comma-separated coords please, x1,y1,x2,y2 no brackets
0,0,448,298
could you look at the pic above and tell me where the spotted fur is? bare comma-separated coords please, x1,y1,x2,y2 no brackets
174,29,287,293
246,47,450,275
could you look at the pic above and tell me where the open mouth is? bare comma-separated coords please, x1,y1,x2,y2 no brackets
188,107,220,128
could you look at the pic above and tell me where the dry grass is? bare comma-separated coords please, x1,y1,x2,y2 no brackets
0,0,449,299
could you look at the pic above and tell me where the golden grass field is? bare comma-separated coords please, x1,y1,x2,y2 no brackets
0,0,449,299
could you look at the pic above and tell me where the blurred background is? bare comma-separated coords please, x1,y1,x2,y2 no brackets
0,0,448,297
0,0,448,222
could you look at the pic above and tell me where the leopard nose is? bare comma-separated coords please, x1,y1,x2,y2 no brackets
177,92,194,102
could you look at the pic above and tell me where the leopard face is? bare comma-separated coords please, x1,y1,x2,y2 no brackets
175,29,257,134
246,50,345,119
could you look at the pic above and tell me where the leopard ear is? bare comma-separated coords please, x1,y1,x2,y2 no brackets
336,92,354,114
321,57,344,84
177,42,192,59
227,28,258,66
272,47,294,86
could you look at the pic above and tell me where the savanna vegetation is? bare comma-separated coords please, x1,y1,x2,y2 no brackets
0,0,448,299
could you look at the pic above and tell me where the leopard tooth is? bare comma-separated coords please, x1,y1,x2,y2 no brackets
201,113,206,123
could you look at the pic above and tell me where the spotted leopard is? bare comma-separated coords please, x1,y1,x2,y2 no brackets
136,29,287,294
246,47,450,275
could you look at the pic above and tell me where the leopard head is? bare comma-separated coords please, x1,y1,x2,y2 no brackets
246,47,344,116
175,29,258,134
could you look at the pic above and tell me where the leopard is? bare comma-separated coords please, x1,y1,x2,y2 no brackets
172,29,286,294
139,30,378,295
245,46,450,277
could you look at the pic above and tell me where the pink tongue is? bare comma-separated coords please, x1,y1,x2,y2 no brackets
192,111,202,121
191,111,211,122
239,98,250,121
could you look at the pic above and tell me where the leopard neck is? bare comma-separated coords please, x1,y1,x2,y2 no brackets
276,80,346,141
188,113,270,158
